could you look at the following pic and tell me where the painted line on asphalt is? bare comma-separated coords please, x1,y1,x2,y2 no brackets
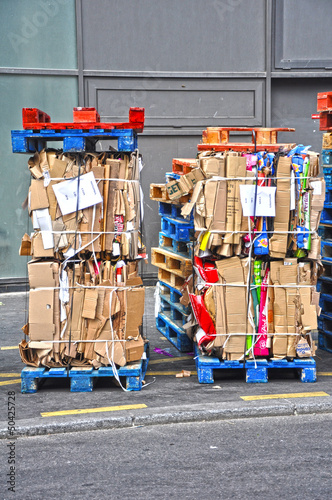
0,346,19,350
149,356,194,365
147,370,197,376
317,372,332,376
0,379,21,387
41,403,147,418
241,391,330,401
0,373,21,378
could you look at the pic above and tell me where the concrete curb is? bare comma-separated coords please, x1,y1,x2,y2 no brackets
1,399,332,439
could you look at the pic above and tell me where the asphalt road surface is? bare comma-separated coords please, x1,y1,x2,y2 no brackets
1,413,331,500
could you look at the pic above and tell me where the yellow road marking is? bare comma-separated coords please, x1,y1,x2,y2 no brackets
1,346,19,350
0,379,21,387
317,372,332,376
149,356,194,365
41,403,147,418
147,370,197,376
241,391,330,401
0,373,21,378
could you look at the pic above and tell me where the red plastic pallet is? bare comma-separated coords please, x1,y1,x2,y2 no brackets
317,92,332,112
22,107,145,132
172,158,197,175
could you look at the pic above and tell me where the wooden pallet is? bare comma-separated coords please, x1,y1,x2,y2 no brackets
151,247,192,278
21,344,149,393
157,268,187,290
150,183,190,204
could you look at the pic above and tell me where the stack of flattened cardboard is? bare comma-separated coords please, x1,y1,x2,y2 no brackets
181,147,325,361
19,150,146,368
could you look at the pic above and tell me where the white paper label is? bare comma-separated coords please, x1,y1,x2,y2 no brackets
112,242,120,256
52,172,103,216
34,208,54,249
43,169,51,187
311,180,322,196
290,170,296,211
240,185,277,217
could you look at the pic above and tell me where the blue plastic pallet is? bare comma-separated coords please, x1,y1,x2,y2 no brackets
11,128,137,153
319,293,332,318
317,276,332,294
323,167,332,189
161,216,194,242
156,311,193,352
321,239,332,262
21,343,149,393
165,172,181,182
159,232,193,259
321,208,332,225
318,224,332,239
318,330,332,353
194,346,316,383
159,280,184,303
159,294,189,324
158,201,193,221
318,312,332,333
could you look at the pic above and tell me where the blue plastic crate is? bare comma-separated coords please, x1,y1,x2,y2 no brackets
160,216,194,242
156,312,193,352
317,275,332,294
21,343,149,393
12,128,138,154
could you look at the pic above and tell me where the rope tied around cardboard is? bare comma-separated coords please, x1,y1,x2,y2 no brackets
49,177,141,183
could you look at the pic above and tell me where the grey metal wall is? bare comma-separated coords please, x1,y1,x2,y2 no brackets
79,0,269,277
2,0,332,284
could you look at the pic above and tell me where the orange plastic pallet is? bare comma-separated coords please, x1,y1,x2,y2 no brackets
197,142,296,153
202,127,295,145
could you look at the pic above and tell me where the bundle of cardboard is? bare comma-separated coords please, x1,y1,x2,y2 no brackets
20,149,144,261
182,150,325,360
19,149,146,368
